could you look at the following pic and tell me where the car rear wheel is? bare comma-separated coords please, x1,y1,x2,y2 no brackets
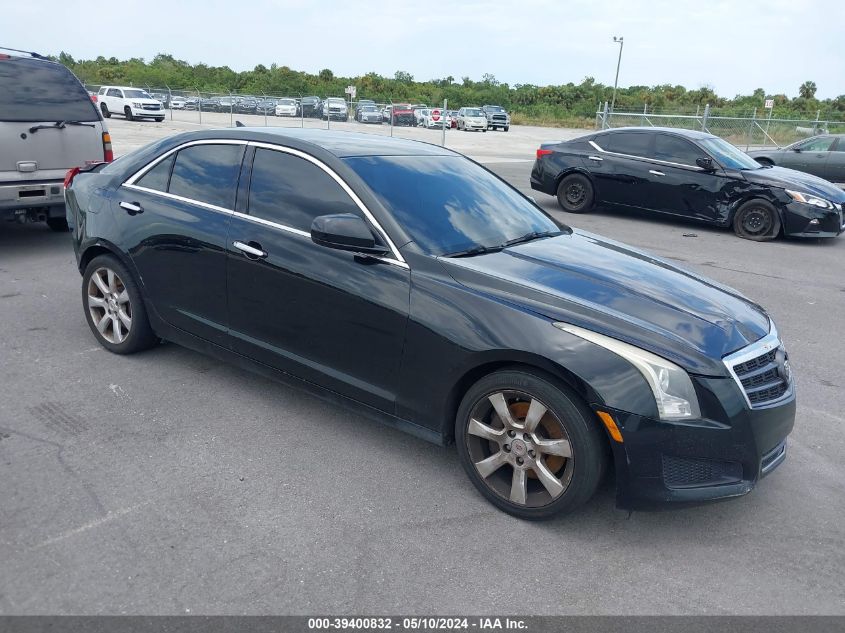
100,103,111,118
504,126,510,132
456,369,607,520
124,107,134,121
733,199,781,241
82,255,158,354
556,173,594,213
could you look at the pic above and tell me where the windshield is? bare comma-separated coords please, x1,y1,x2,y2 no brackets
0,57,99,122
362,105,378,112
464,109,482,116
124,89,154,99
698,137,760,170
345,156,560,256
486,106,504,111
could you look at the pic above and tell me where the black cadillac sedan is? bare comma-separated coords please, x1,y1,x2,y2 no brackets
531,127,845,241
65,128,794,519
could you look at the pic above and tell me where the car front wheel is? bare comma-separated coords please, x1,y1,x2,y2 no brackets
733,199,781,241
556,173,594,213
100,103,111,118
82,255,158,354
456,369,607,520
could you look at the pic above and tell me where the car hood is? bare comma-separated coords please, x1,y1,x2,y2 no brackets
439,230,770,375
742,165,845,202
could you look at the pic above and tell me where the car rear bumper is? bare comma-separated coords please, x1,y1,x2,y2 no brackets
0,181,65,214
606,375,795,511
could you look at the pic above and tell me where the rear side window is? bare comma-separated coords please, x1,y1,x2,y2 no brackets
0,57,99,122
600,132,652,157
168,144,244,209
248,148,361,232
653,135,705,166
136,154,175,192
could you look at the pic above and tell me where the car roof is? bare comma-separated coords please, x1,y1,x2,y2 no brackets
187,128,458,158
596,126,718,141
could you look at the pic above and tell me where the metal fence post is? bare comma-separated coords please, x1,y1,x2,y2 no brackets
197,88,202,125
746,108,756,151
264,94,268,127
300,94,304,128
441,98,448,147
326,96,330,130
602,101,609,129
167,86,173,121
390,100,394,137
701,103,710,132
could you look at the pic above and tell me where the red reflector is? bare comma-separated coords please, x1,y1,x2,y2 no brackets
0,54,10,60
536,148,553,159
63,167,81,189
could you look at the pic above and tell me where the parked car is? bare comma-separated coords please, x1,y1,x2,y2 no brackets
411,105,429,126
381,105,393,122
275,98,300,117
747,135,845,183
234,98,258,114
255,99,278,116
301,96,322,118
0,50,112,231
184,97,200,111
420,107,449,129
481,104,510,131
354,99,376,120
390,104,415,126
170,96,187,110
97,86,164,122
65,128,795,519
457,107,488,132
356,104,383,124
531,127,845,241
199,97,221,112
321,97,348,121
216,96,237,112
447,110,458,129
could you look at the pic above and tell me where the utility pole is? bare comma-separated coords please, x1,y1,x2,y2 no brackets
611,36,624,114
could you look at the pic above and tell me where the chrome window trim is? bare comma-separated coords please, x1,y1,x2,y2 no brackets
722,320,794,409
121,138,409,270
589,138,705,172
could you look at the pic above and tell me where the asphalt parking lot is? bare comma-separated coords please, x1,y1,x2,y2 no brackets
1,118,844,615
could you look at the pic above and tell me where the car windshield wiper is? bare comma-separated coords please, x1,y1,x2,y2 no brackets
502,230,562,248
445,244,506,258
28,120,96,133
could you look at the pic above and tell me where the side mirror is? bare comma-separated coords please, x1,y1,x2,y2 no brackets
793,147,803,152
311,213,389,255
696,157,715,171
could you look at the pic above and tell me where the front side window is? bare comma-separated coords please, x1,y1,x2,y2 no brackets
797,136,835,152
168,144,244,209
599,132,652,157
346,155,560,257
248,148,362,232
698,137,761,170
653,135,705,166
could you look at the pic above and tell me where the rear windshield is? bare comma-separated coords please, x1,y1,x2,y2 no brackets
0,57,99,122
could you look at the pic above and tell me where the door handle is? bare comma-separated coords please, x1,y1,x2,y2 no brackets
233,240,267,259
588,155,603,162
119,201,143,214
649,170,666,177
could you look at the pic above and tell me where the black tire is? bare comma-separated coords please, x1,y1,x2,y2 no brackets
504,126,510,132
100,103,111,118
124,106,134,121
155,118,164,122
733,199,781,241
81,255,158,355
482,129,487,133
46,217,69,232
456,369,607,520
556,173,595,213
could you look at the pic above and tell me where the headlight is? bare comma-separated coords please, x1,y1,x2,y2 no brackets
785,190,834,209
553,322,701,420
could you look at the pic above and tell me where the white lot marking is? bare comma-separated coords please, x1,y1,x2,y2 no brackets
31,502,150,550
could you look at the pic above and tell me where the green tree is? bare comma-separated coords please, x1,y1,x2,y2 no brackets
799,81,817,99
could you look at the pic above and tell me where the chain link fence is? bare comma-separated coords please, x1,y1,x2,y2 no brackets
595,102,845,150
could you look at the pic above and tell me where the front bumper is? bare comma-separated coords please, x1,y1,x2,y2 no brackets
463,121,487,130
605,374,795,511
131,106,164,117
781,201,844,238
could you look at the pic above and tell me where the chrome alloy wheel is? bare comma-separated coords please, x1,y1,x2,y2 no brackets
87,267,132,344
465,391,574,507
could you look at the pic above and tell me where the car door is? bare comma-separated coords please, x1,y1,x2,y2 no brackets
645,133,732,223
225,144,411,412
107,88,124,113
122,140,246,346
782,136,834,177
823,138,845,183
588,131,655,211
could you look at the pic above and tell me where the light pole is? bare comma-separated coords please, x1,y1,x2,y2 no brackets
611,36,624,113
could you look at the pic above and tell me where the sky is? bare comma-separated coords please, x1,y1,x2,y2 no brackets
3,0,843,99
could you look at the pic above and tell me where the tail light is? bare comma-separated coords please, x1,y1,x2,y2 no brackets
536,148,553,159
102,132,114,162
63,167,81,189
90,94,98,103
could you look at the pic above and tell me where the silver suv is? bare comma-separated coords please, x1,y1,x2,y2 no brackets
0,50,112,231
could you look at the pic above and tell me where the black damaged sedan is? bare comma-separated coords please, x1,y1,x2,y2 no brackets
65,128,794,519
531,127,845,241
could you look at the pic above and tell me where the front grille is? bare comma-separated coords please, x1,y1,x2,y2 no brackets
142,104,161,110
491,114,507,122
732,348,789,406
662,455,743,489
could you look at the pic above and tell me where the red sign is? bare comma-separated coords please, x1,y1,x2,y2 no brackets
431,109,441,121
